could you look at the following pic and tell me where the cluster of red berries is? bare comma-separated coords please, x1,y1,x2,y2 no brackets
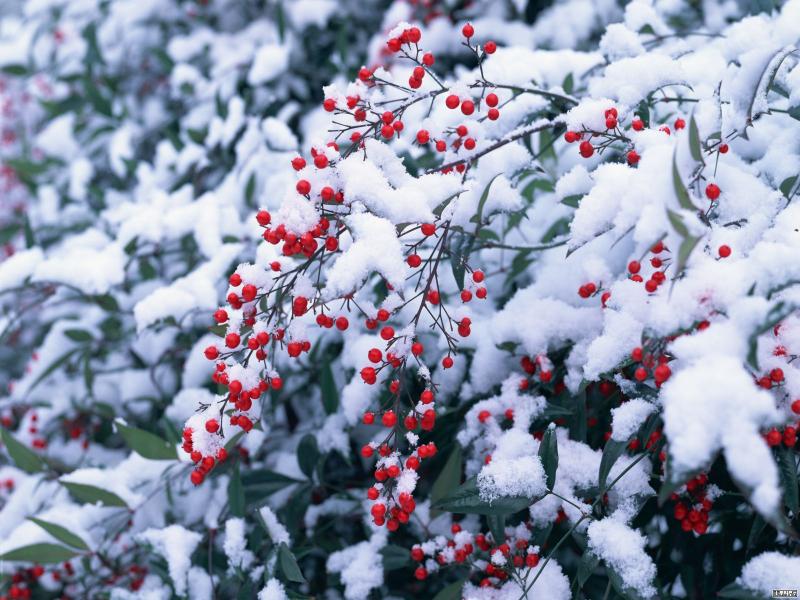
182,426,228,485
363,442,437,530
260,208,341,258
764,423,798,448
520,354,555,385
410,523,540,589
625,241,672,293
669,473,714,535
630,346,673,386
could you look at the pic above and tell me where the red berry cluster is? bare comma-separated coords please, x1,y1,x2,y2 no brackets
669,473,714,535
182,425,229,485
410,523,540,589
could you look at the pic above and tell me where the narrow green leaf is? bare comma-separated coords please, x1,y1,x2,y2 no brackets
320,362,338,415
278,542,306,583
432,579,466,600
487,513,505,544
26,350,76,395
688,114,703,163
228,462,245,517
560,194,582,208
244,173,256,206
430,445,462,517
472,173,502,225
28,517,89,551
115,420,177,460
538,426,558,490
1,64,28,76
0,543,79,564
64,329,93,343
776,446,799,515
380,544,411,571
61,481,128,508
599,439,628,493
716,582,765,600
671,151,695,211
0,428,46,474
433,477,534,515
297,434,320,479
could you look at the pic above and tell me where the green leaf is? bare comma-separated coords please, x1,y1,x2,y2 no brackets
471,173,502,226
244,173,256,206
430,445,462,517
449,231,472,290
746,302,795,370
29,517,90,551
115,420,176,460
0,543,79,564
776,446,799,515
432,477,534,515
487,513,505,544
92,294,119,312
688,114,703,163
0,428,46,474
297,434,320,479
380,544,411,571
599,439,627,493
538,426,558,490
64,329,93,343
716,582,764,600
278,542,306,583
432,579,466,600
562,72,574,95
320,362,338,415
576,551,600,587
61,481,128,508
671,152,696,211
560,194,582,208
1,64,28,76
780,175,799,200
229,462,245,518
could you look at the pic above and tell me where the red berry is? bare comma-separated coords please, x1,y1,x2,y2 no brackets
445,94,459,109
422,52,435,66
416,129,430,144
421,223,436,236
705,183,720,200
225,333,240,348
414,566,428,580
461,23,474,38
674,118,685,130
579,140,594,158
382,410,397,427
718,244,731,258
719,143,729,153
296,180,311,195
291,157,306,171
461,100,475,115
323,98,336,112
487,108,500,120
484,40,497,54
485,93,498,108
626,150,640,165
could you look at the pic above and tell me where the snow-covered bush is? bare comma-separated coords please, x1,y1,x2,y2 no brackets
2,0,800,598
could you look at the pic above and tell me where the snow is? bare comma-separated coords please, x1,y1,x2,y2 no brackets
248,44,289,85
326,530,388,600
137,525,202,597
259,506,291,546
258,579,288,600
324,213,407,298
738,551,800,595
587,517,657,599
462,560,570,599
611,399,655,441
